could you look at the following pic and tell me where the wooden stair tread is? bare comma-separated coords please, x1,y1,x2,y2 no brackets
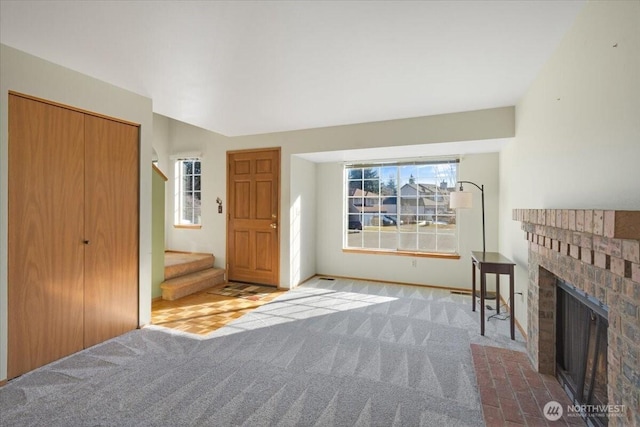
161,268,224,286
160,268,225,301
164,251,215,280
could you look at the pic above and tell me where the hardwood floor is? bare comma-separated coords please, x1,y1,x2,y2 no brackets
151,283,285,335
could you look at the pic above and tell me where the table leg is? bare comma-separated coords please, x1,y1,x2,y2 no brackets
496,274,501,314
472,261,476,312
480,270,486,336
510,267,515,340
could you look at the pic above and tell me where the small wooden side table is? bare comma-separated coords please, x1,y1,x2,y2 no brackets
471,251,516,340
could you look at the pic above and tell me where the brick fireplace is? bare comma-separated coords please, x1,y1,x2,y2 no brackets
513,209,640,426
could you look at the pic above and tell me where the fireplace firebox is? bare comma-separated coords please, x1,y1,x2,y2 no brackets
556,279,609,426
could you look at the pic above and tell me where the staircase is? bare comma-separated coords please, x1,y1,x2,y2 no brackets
160,251,226,301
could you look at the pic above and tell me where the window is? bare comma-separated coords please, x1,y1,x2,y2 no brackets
175,158,202,226
345,159,458,254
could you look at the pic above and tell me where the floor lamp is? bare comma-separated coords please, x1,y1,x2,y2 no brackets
449,180,485,253
450,180,493,301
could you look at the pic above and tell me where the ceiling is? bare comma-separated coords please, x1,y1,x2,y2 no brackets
0,1,584,137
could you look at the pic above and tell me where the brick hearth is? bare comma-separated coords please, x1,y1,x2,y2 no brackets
513,209,640,426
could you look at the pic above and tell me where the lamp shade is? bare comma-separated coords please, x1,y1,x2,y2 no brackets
450,191,473,209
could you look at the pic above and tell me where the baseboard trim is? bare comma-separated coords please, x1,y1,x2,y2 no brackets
313,273,474,294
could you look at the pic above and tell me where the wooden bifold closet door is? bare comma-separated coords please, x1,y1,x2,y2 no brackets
8,93,139,379
83,115,139,348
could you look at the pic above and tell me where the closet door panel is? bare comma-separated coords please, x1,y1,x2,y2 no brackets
8,94,85,379
84,115,139,348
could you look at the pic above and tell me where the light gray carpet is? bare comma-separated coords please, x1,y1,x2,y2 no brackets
0,277,525,426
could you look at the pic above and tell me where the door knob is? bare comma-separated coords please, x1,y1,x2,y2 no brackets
270,223,277,229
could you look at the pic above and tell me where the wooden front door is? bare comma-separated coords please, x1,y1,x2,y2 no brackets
227,148,280,286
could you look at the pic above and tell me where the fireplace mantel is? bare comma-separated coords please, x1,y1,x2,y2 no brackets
513,209,640,426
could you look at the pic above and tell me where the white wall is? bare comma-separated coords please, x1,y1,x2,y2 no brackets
164,118,228,261
316,153,499,289
290,156,317,285
152,114,171,249
0,44,154,381
164,107,514,289
153,114,171,174
499,0,640,333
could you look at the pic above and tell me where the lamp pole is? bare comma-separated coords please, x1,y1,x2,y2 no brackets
456,180,485,253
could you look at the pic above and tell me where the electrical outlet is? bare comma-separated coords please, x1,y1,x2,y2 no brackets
411,259,417,268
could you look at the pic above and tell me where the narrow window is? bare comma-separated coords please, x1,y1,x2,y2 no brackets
175,158,202,226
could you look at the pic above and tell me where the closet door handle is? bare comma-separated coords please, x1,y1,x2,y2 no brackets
83,240,90,245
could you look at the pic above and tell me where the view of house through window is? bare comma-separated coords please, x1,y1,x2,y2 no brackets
345,159,458,254
175,158,202,226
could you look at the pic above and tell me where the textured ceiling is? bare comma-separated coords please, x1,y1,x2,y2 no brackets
0,1,585,136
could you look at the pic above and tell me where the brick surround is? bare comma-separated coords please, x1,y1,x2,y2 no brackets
513,209,640,426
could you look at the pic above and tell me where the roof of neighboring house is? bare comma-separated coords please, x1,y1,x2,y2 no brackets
400,182,451,196
400,183,451,204
349,188,380,198
419,198,443,207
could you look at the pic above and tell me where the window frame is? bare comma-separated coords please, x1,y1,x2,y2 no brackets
343,158,460,258
174,158,202,228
